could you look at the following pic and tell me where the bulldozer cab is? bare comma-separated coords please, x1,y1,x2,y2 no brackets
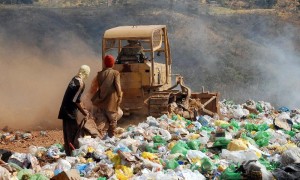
102,25,172,114
102,25,220,118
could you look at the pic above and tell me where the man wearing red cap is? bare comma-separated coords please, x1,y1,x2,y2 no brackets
89,55,123,138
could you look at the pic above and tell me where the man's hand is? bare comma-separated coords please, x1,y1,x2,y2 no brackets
76,102,90,117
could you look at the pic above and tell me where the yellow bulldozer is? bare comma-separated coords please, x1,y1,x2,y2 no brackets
102,25,220,119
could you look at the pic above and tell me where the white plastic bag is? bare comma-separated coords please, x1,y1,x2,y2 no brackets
220,149,258,164
186,150,208,164
177,169,206,180
0,166,10,180
198,131,209,144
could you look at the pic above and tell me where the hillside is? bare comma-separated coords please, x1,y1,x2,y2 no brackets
0,0,299,129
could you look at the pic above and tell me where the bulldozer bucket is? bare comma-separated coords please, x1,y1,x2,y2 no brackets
191,91,221,117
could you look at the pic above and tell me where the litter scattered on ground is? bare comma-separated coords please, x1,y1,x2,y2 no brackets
1,99,300,179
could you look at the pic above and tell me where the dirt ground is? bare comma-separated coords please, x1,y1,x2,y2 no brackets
0,116,145,153
0,130,64,153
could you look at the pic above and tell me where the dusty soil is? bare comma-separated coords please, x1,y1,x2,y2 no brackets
0,130,64,153
0,116,145,153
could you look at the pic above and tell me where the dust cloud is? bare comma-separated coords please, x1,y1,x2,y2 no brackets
0,1,299,131
252,29,300,109
171,14,300,109
0,31,101,130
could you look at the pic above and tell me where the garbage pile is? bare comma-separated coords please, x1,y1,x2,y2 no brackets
0,131,34,143
1,99,300,179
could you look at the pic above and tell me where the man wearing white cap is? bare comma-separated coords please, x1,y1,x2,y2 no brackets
58,65,90,156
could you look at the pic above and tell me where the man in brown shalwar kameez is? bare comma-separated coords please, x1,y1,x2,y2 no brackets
90,55,123,138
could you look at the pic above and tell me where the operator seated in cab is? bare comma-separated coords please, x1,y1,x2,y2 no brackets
116,40,147,64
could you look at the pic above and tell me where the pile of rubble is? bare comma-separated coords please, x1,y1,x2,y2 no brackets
0,131,34,143
1,99,300,179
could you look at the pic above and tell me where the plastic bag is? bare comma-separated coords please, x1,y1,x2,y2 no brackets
76,164,88,176
241,133,256,146
258,157,280,171
220,124,230,129
158,129,172,141
230,119,240,131
186,150,207,164
17,169,34,180
200,157,214,172
186,133,200,140
254,131,271,147
248,113,258,119
284,130,296,137
256,102,263,113
141,158,163,171
213,137,230,148
0,166,11,180
28,174,49,180
198,131,210,144
220,165,242,180
8,152,28,168
165,159,179,169
141,152,158,161
256,138,269,147
114,143,132,153
47,144,64,159
257,123,269,131
152,135,167,145
254,131,270,140
244,123,258,132
227,139,249,151
220,149,259,164
187,140,201,150
197,116,209,126
146,116,160,127
106,150,121,167
200,126,214,132
278,106,290,112
171,141,190,155
115,165,133,180
97,177,107,180
54,158,71,175
215,120,230,127
232,106,249,119
293,123,300,130
178,169,206,180
145,145,159,153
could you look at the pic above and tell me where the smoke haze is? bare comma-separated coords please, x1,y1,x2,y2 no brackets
0,30,100,130
0,1,299,130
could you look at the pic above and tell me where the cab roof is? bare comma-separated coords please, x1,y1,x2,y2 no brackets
103,25,166,39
